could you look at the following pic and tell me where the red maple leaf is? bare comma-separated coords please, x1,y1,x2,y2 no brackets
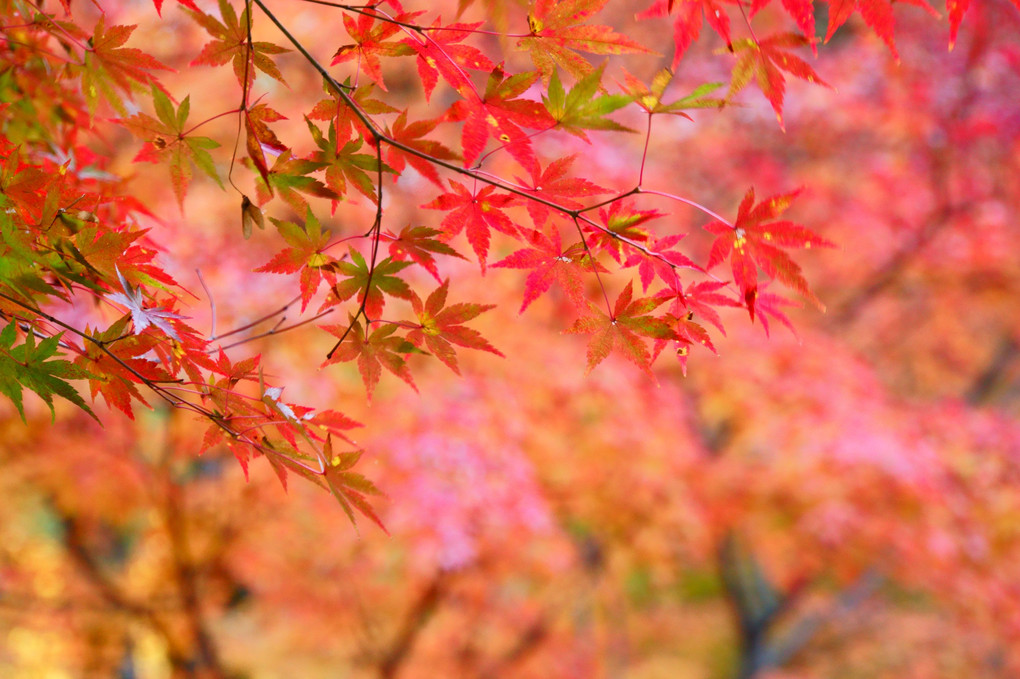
446,65,555,170
492,225,602,312
515,155,608,228
403,20,494,100
331,9,418,91
384,111,459,187
386,225,467,283
406,279,503,374
623,233,699,292
704,188,833,320
423,180,519,271
565,281,676,376
728,33,830,128
81,18,171,116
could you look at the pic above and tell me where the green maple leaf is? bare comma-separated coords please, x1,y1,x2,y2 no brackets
0,321,97,422
247,150,339,214
566,281,676,376
543,65,634,141
307,118,391,203
124,86,222,207
621,68,725,118
327,249,413,319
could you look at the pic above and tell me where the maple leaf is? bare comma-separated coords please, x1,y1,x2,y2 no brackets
0,321,97,422
406,279,503,374
518,0,653,83
74,316,158,418
106,267,185,340
384,111,459,187
331,9,417,91
190,0,289,89
81,17,171,116
309,82,397,149
254,210,333,311
704,188,833,320
123,86,222,207
621,68,725,117
386,225,467,283
322,439,388,533
327,248,413,319
586,201,663,262
543,66,634,141
403,20,495,100
516,154,609,227
446,65,555,169
322,317,418,399
728,33,830,128
623,233,699,292
492,225,601,312
638,0,732,68
245,102,288,186
307,118,389,204
822,0,937,58
565,281,676,376
423,180,519,271
247,150,339,214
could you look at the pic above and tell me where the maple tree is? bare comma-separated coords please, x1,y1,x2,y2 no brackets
1,0,1019,675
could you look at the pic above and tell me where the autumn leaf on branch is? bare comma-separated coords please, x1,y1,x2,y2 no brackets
446,65,555,169
585,201,663,263
542,66,634,141
566,281,676,376
492,225,601,313
406,279,503,375
309,83,397,150
384,111,459,187
81,17,171,116
246,150,339,214
403,20,494,100
704,188,833,320
622,233,699,292
727,33,830,128
518,0,653,83
189,0,289,90
386,226,467,283
0,321,96,422
326,249,413,320
322,317,418,399
331,9,417,91
254,210,333,311
123,86,222,207
322,439,388,533
244,102,288,186
423,181,519,272
621,68,725,117
516,154,609,228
